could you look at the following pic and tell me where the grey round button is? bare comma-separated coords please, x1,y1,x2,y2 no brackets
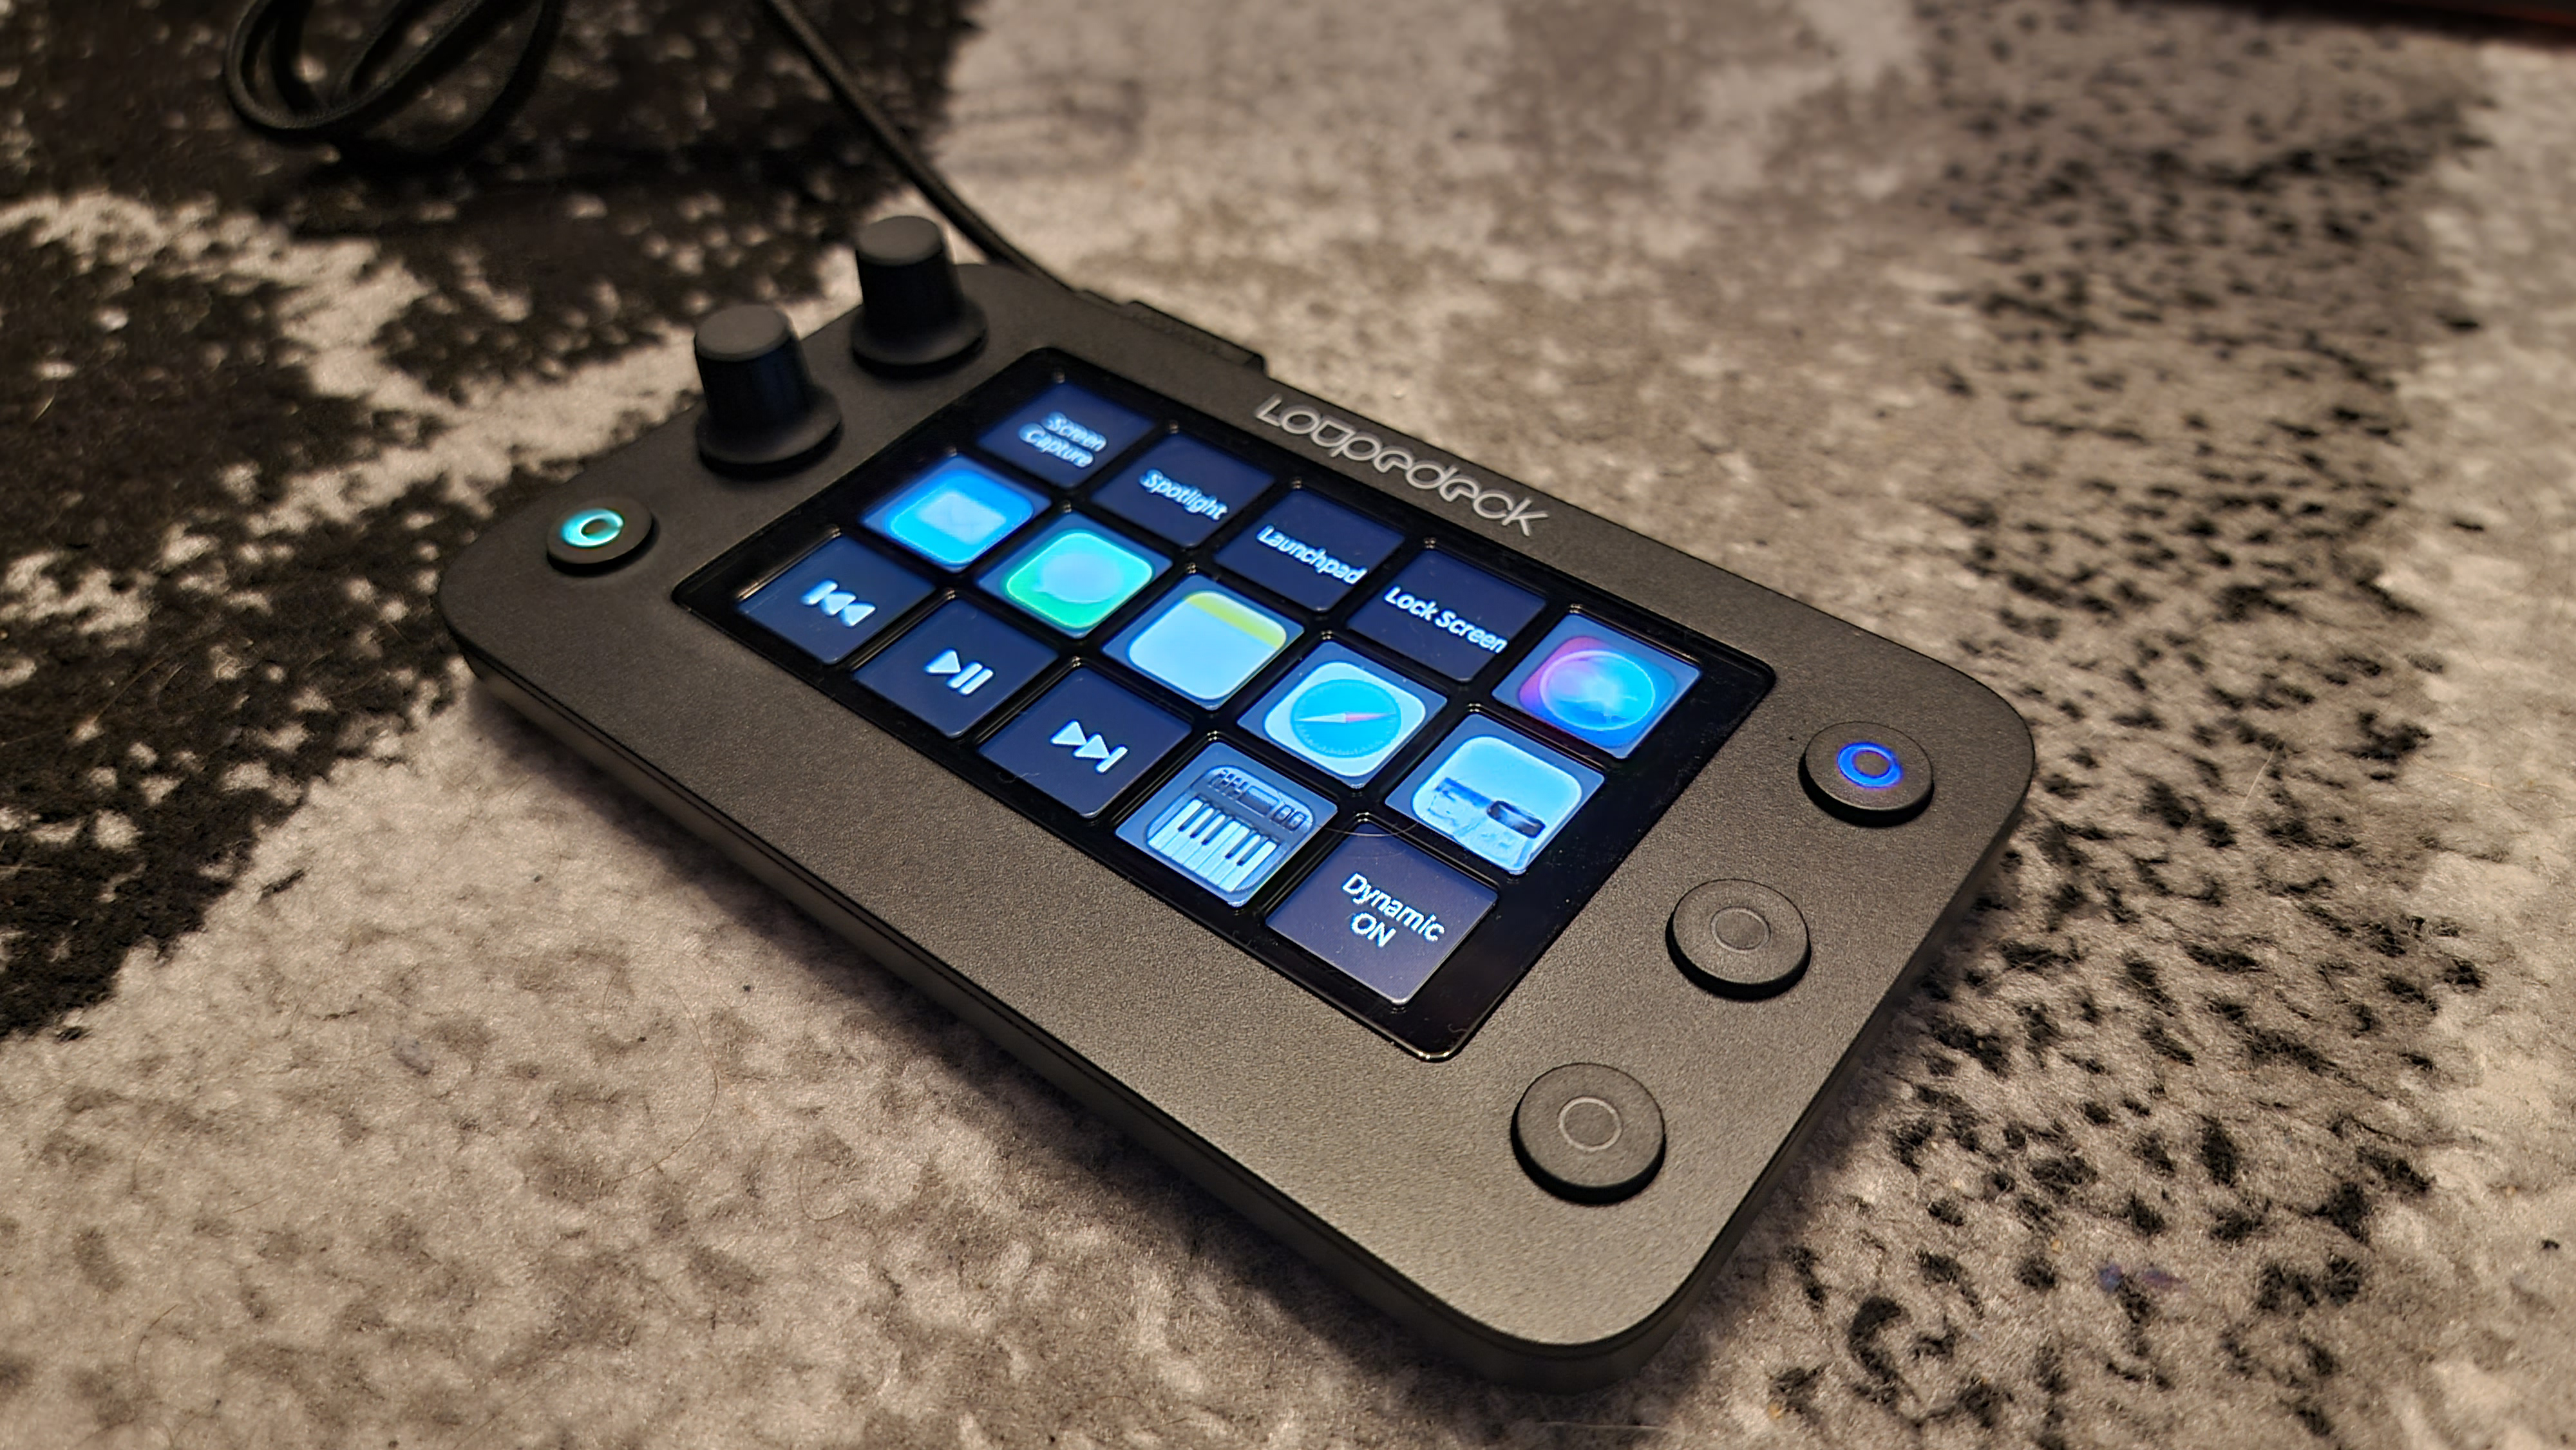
1801,720,1932,824
1671,880,1809,997
547,496,654,573
1514,1064,1664,1203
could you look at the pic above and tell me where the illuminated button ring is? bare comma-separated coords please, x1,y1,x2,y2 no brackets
547,496,656,573
1801,720,1933,824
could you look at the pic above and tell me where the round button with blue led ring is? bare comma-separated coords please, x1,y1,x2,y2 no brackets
1671,880,1810,997
1802,720,1932,824
1513,1063,1665,1203
547,496,654,573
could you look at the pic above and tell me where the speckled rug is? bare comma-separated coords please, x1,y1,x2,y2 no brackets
5,1,2574,1445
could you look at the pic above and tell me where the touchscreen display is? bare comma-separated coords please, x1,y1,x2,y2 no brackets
679,353,1772,1056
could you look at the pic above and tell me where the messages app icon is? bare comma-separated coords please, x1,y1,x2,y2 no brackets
1249,643,1434,783
982,519,1168,636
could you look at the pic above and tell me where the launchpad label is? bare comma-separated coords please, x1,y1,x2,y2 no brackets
1214,491,1403,610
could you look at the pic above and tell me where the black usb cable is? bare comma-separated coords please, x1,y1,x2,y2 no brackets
220,0,1063,285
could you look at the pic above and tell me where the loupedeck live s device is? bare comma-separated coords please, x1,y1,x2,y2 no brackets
439,219,2034,1388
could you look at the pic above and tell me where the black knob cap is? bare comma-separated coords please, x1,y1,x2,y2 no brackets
850,215,987,374
695,304,842,475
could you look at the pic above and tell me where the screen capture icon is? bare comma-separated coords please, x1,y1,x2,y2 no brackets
855,599,1056,737
735,536,931,663
1243,643,1437,784
862,458,1043,569
1116,743,1334,906
1104,581,1298,706
1389,718,1602,874
980,518,1170,636
979,669,1188,816
1494,615,1699,758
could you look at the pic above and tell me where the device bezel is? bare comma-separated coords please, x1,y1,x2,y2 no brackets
439,266,2034,1387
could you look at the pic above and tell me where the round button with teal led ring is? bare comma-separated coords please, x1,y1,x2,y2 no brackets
1802,721,1932,824
547,496,654,573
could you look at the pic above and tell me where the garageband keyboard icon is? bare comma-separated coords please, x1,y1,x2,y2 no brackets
1117,745,1336,905
1146,767,1312,892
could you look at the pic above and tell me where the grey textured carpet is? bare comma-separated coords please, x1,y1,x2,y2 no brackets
5,1,2574,1445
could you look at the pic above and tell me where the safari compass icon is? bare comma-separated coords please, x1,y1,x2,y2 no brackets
1255,646,1434,782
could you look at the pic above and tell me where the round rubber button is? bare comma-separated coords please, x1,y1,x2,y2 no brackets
1671,880,1810,997
1801,720,1932,824
547,496,654,573
1513,1064,1664,1203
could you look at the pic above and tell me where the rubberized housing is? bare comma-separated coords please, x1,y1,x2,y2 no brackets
438,269,2033,1389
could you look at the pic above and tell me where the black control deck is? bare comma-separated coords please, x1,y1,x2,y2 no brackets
440,257,2033,1389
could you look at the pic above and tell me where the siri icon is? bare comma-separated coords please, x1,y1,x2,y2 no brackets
1497,616,1701,758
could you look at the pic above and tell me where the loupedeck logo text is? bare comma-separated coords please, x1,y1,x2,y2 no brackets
1253,395,1547,535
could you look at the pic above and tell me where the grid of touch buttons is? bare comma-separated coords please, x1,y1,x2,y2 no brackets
680,354,1774,1055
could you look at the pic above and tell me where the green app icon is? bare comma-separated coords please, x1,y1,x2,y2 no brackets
990,523,1162,635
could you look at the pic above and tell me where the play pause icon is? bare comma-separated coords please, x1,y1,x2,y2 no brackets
923,648,996,696
1048,719,1129,774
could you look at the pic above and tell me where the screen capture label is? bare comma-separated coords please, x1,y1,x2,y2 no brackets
980,382,1155,487
1345,551,1545,681
1267,827,1495,1004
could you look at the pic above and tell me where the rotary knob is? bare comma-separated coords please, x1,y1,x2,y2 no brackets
694,304,842,475
849,214,987,375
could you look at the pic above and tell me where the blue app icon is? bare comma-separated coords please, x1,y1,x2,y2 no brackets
979,668,1191,818
863,458,1043,569
1389,718,1602,875
1104,581,1298,706
1242,643,1438,784
736,536,931,663
1090,436,1274,547
1494,615,1700,758
1116,743,1334,906
979,383,1155,487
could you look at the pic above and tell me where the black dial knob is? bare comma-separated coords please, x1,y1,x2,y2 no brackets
849,214,987,375
694,304,842,475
